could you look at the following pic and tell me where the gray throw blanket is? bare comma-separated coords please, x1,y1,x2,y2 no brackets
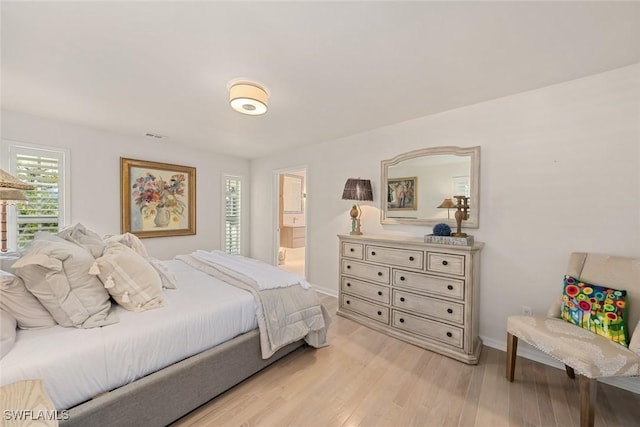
176,254,330,358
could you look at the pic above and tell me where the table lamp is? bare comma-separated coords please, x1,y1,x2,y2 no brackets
437,198,456,219
0,169,34,252
341,178,373,235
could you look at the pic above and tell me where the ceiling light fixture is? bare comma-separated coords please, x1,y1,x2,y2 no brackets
228,80,269,116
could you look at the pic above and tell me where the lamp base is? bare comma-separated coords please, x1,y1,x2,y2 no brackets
350,230,363,236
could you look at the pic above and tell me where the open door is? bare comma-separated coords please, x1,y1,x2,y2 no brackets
275,168,306,277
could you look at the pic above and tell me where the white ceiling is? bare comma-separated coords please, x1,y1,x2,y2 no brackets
2,1,639,159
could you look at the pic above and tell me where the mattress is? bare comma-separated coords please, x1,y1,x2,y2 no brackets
0,260,258,410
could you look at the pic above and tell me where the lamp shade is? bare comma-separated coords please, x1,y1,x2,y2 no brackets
0,169,34,190
437,198,456,209
342,179,373,201
229,82,268,115
0,188,28,204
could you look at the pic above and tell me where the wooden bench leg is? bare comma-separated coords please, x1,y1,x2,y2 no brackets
565,364,576,379
579,376,596,427
506,332,518,382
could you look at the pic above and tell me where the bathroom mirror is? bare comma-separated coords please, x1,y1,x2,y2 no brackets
380,146,480,228
283,174,304,214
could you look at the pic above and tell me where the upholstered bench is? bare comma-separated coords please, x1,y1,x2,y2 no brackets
506,252,640,427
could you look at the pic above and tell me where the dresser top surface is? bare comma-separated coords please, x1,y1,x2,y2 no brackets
338,233,484,251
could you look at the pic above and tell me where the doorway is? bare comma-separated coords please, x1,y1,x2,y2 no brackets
275,168,306,277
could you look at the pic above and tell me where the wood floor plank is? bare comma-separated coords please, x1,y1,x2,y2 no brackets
171,295,640,427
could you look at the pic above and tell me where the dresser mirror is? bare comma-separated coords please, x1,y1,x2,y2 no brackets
380,146,480,228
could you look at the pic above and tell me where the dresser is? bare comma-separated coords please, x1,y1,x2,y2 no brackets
337,234,483,364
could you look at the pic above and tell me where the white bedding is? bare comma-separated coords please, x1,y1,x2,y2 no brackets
0,260,258,410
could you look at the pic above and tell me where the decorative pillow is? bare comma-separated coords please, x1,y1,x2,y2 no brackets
57,223,106,258
0,309,17,358
12,234,118,328
0,270,57,329
94,242,165,312
561,275,629,347
103,233,148,258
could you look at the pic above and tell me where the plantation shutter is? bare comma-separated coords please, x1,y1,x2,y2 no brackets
6,145,67,249
224,176,242,255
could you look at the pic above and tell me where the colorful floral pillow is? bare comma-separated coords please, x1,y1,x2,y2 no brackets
561,275,629,347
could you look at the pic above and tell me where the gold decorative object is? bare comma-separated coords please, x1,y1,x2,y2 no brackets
451,195,470,237
437,198,456,219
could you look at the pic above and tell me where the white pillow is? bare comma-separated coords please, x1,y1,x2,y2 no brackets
12,234,118,328
0,309,17,358
103,233,148,257
0,270,57,329
57,223,106,258
95,242,166,312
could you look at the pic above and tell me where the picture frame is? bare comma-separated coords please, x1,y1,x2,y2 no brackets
387,176,417,210
121,157,196,238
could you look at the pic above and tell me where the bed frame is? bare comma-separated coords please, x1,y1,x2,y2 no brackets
61,329,304,427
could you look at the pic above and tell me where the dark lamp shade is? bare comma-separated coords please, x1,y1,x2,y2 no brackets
342,179,373,202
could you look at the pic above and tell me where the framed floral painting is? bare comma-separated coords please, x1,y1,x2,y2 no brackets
121,158,196,238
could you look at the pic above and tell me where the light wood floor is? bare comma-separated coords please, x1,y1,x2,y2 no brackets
173,295,640,427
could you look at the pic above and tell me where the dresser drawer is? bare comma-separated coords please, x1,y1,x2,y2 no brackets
342,242,364,260
392,311,463,348
393,290,464,324
366,245,424,269
341,260,390,284
341,294,389,324
392,270,464,300
427,252,465,276
341,277,390,304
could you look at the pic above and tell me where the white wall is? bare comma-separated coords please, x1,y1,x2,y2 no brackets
251,64,640,350
1,110,251,259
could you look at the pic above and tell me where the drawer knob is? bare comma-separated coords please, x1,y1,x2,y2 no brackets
347,265,351,269
371,251,376,256
346,283,351,287
409,256,414,261
399,318,405,323
447,308,453,314
377,311,382,316
377,291,383,296
442,260,449,266
350,248,354,252
446,332,453,338
346,300,351,305
400,276,405,281
400,297,405,302
447,285,454,290
377,272,383,276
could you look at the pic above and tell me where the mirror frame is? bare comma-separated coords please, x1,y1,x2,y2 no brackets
380,146,480,228
282,174,304,214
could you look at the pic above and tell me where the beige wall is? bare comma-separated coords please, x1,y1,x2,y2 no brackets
250,64,640,355
1,110,251,260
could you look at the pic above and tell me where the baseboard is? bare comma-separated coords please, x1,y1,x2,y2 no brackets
481,335,640,394
313,286,338,298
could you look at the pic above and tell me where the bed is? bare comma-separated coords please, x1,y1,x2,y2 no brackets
0,227,329,427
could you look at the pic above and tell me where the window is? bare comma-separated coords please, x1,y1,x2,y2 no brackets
223,175,242,255
1,142,69,249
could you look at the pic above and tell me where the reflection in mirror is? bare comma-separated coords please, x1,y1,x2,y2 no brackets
380,146,480,228
283,174,304,214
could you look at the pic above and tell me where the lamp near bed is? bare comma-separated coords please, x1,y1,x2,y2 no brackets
341,178,373,236
0,169,34,252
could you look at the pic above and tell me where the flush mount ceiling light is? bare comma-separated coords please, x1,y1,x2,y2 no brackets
228,80,269,116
